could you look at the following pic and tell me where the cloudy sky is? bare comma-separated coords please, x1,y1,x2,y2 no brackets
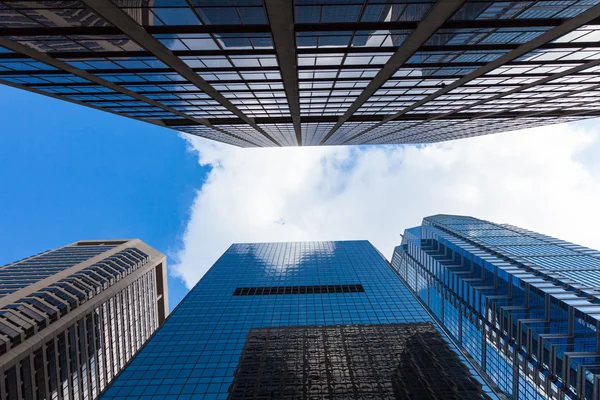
2,84,600,304
172,120,600,289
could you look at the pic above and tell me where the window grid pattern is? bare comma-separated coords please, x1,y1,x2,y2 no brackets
175,125,258,148
393,214,600,399
2,269,159,400
301,122,335,146
259,123,297,146
326,121,380,145
0,240,166,400
0,245,116,299
218,124,274,147
1,1,600,146
100,240,497,399
365,115,589,145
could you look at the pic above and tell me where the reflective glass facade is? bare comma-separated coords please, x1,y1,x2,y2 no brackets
1,1,600,146
0,239,168,400
393,215,600,399
101,240,497,399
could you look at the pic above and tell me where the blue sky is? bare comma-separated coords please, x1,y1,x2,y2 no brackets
3,83,600,312
0,84,205,309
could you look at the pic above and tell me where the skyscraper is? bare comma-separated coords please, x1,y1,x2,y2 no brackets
0,239,168,400
393,215,600,399
100,240,498,399
1,1,600,147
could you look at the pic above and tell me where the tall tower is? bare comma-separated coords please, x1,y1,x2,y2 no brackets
100,241,498,399
393,215,600,399
1,1,600,146
0,239,168,400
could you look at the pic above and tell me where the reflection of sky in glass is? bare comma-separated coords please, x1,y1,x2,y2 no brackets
241,241,337,277
124,3,269,26
155,32,273,51
101,240,498,399
2,1,600,145
395,215,600,399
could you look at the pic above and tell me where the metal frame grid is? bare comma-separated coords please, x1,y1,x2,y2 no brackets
1,1,600,147
395,215,600,399
100,240,500,399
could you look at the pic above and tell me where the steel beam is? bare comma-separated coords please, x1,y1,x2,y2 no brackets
163,115,385,126
475,89,600,121
79,85,582,107
3,18,600,37
2,41,598,60
82,0,278,146
344,3,600,145
18,71,600,88
0,77,163,128
363,84,600,145
359,56,600,144
295,17,600,31
64,82,541,99
264,0,302,145
0,36,262,146
431,57,600,121
450,79,600,123
0,77,258,147
0,25,270,36
156,110,600,127
319,0,467,145
0,58,591,77
0,49,273,59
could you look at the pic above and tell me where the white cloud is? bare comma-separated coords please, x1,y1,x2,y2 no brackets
171,122,600,289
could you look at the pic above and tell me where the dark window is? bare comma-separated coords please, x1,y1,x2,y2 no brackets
233,284,364,296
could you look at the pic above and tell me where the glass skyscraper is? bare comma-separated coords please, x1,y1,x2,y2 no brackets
393,215,600,399
1,1,600,146
100,241,498,399
0,239,168,400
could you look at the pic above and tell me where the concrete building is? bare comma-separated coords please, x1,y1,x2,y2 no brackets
0,239,168,400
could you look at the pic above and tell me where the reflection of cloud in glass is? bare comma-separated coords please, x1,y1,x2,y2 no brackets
157,32,273,52
151,7,200,25
231,242,337,278
365,6,396,48
196,6,267,25
157,33,221,51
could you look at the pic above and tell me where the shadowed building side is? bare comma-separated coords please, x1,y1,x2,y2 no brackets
99,240,499,399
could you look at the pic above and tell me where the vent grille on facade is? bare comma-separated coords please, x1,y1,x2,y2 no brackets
233,284,364,296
